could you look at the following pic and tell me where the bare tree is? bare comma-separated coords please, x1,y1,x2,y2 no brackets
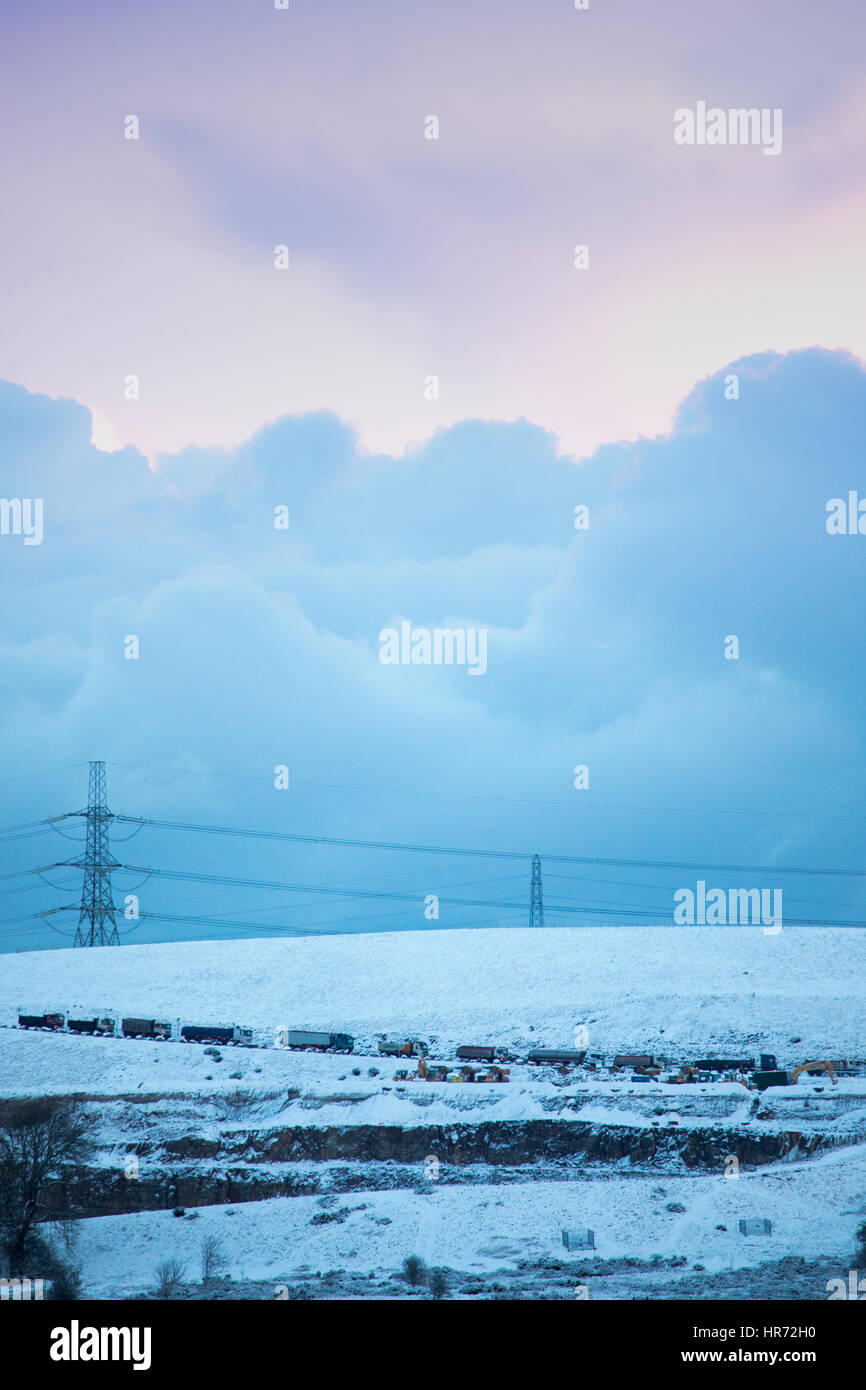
402,1254,427,1287
200,1234,227,1291
0,1100,92,1276
154,1257,187,1299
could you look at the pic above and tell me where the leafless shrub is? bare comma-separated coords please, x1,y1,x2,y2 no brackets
402,1254,427,1287
154,1257,187,1299
200,1235,228,1291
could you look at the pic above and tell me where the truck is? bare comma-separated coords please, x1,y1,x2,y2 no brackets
527,1048,587,1065
612,1053,654,1070
693,1058,753,1072
121,1017,172,1040
67,1017,115,1036
281,1029,354,1052
751,1069,788,1091
456,1044,497,1062
180,1024,255,1046
378,1037,429,1058
18,1012,64,1031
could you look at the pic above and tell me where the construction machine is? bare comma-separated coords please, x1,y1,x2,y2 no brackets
790,1059,837,1085
479,1065,510,1083
666,1065,699,1084
749,1059,839,1091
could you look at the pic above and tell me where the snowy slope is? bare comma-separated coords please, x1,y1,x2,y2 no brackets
73,1142,866,1294
0,926,864,1058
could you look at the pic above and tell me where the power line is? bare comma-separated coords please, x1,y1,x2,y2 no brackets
103,864,587,915
0,763,86,787
4,764,866,949
47,862,864,928
135,912,350,938
134,912,522,939
106,813,866,879
0,865,68,884
104,761,866,821
0,817,70,838
544,869,866,912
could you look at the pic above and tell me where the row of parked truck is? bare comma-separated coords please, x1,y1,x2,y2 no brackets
16,1012,255,1044
12,1017,610,1061
12,1015,860,1081
11,1016,614,1060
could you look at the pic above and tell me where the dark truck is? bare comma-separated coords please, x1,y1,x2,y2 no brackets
527,1048,587,1065
180,1023,255,1046
279,1029,354,1052
612,1053,655,1069
456,1044,498,1062
121,1017,172,1040
67,1017,115,1036
752,1070,789,1091
693,1058,753,1072
18,1012,64,1030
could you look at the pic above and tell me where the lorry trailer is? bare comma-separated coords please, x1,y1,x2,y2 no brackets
693,1058,753,1072
527,1049,587,1065
121,1017,172,1039
752,1070,789,1091
18,1012,64,1030
612,1053,654,1069
180,1024,255,1046
378,1038,429,1057
67,1017,115,1036
281,1029,354,1052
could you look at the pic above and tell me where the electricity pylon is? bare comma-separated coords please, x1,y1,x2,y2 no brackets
529,853,544,929
73,761,120,947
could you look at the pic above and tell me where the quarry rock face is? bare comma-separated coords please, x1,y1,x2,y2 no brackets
42,1117,849,1220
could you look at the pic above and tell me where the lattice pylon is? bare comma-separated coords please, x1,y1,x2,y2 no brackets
529,853,544,929
73,761,120,947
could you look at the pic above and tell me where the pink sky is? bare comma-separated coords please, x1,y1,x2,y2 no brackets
1,0,865,463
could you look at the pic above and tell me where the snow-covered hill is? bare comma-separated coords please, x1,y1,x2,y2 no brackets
1,926,864,1058
72,1143,866,1294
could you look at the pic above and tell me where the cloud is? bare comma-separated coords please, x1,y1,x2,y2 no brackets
1,346,865,950
2,0,866,463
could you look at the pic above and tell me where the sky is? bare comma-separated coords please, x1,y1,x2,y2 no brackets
1,2,866,951
1,0,865,463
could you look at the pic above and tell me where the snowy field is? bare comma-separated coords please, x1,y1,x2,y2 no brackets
2,929,864,1301
74,1142,866,1296
1,926,865,1060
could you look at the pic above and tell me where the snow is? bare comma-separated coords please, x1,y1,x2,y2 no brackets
72,1142,866,1295
2,929,864,1298
1,926,864,1060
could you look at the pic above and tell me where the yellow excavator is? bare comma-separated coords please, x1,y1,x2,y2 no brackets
746,1059,839,1092
666,1065,700,1084
790,1059,837,1085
